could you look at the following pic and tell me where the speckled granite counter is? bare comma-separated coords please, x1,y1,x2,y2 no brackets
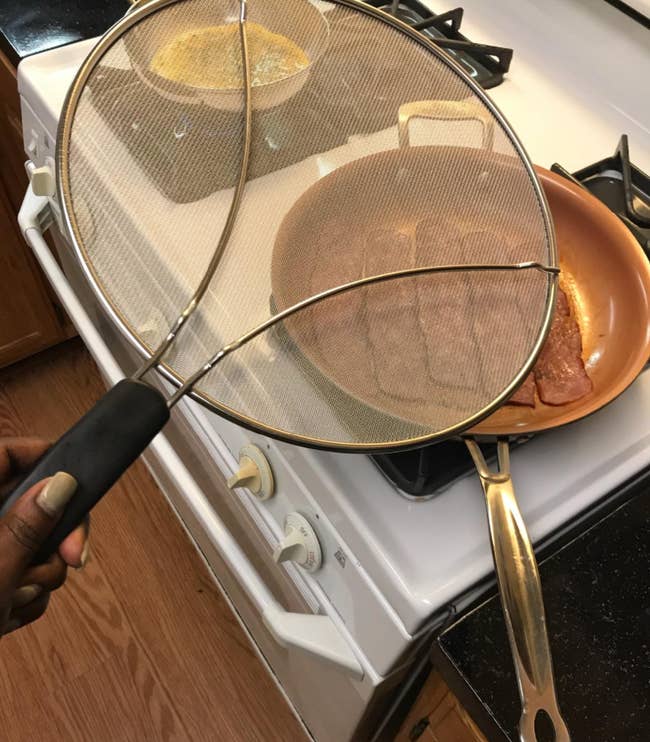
0,1,128,66
434,468,650,742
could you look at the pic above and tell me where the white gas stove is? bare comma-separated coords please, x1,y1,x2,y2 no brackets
14,1,650,740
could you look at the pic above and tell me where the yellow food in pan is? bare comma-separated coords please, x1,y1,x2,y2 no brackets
150,21,309,88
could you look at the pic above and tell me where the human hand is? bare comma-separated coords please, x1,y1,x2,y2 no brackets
0,438,89,636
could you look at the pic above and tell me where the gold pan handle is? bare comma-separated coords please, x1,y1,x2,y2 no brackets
466,439,571,742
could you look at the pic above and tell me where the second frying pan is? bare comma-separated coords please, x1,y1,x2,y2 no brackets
272,151,650,740
125,0,330,110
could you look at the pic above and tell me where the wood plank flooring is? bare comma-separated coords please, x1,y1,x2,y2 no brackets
0,339,306,742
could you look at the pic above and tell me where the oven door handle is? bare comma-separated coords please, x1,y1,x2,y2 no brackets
19,184,364,680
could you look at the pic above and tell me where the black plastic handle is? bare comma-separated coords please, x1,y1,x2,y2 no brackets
0,379,170,564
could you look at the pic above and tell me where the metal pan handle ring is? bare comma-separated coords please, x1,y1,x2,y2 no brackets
398,99,495,150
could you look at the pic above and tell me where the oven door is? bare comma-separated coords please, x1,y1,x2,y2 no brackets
17,184,427,742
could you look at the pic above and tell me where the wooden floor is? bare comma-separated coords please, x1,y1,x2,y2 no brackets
0,339,305,742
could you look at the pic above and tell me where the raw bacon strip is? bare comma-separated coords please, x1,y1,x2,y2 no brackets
364,229,428,400
365,228,414,275
461,231,529,387
458,229,520,264
415,217,465,264
310,219,363,299
308,220,368,376
508,373,536,407
533,289,592,405
415,218,484,391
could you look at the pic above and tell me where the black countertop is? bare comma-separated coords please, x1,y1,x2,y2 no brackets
0,1,129,67
434,469,650,742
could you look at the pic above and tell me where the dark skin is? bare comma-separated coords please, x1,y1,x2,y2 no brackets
0,438,89,636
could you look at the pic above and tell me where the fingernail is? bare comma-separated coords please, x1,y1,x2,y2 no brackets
77,539,91,570
3,618,21,635
35,472,77,516
13,584,43,608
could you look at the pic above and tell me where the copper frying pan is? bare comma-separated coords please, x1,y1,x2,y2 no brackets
272,150,650,740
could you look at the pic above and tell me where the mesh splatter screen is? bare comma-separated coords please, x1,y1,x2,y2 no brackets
60,0,555,449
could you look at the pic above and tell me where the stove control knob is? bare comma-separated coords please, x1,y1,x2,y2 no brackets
273,512,321,572
227,444,274,500
31,164,55,197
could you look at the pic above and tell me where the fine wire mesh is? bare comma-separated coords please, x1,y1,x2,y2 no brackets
62,0,554,447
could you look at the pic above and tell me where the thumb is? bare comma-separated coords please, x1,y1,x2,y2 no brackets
0,472,77,580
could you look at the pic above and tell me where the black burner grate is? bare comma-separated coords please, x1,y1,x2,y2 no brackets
552,135,650,257
364,2,513,88
373,440,497,497
373,437,532,497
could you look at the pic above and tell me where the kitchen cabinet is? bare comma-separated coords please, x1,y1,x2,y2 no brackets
0,48,73,368
396,669,486,742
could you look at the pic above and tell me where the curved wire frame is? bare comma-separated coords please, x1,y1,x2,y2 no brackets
56,0,558,451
